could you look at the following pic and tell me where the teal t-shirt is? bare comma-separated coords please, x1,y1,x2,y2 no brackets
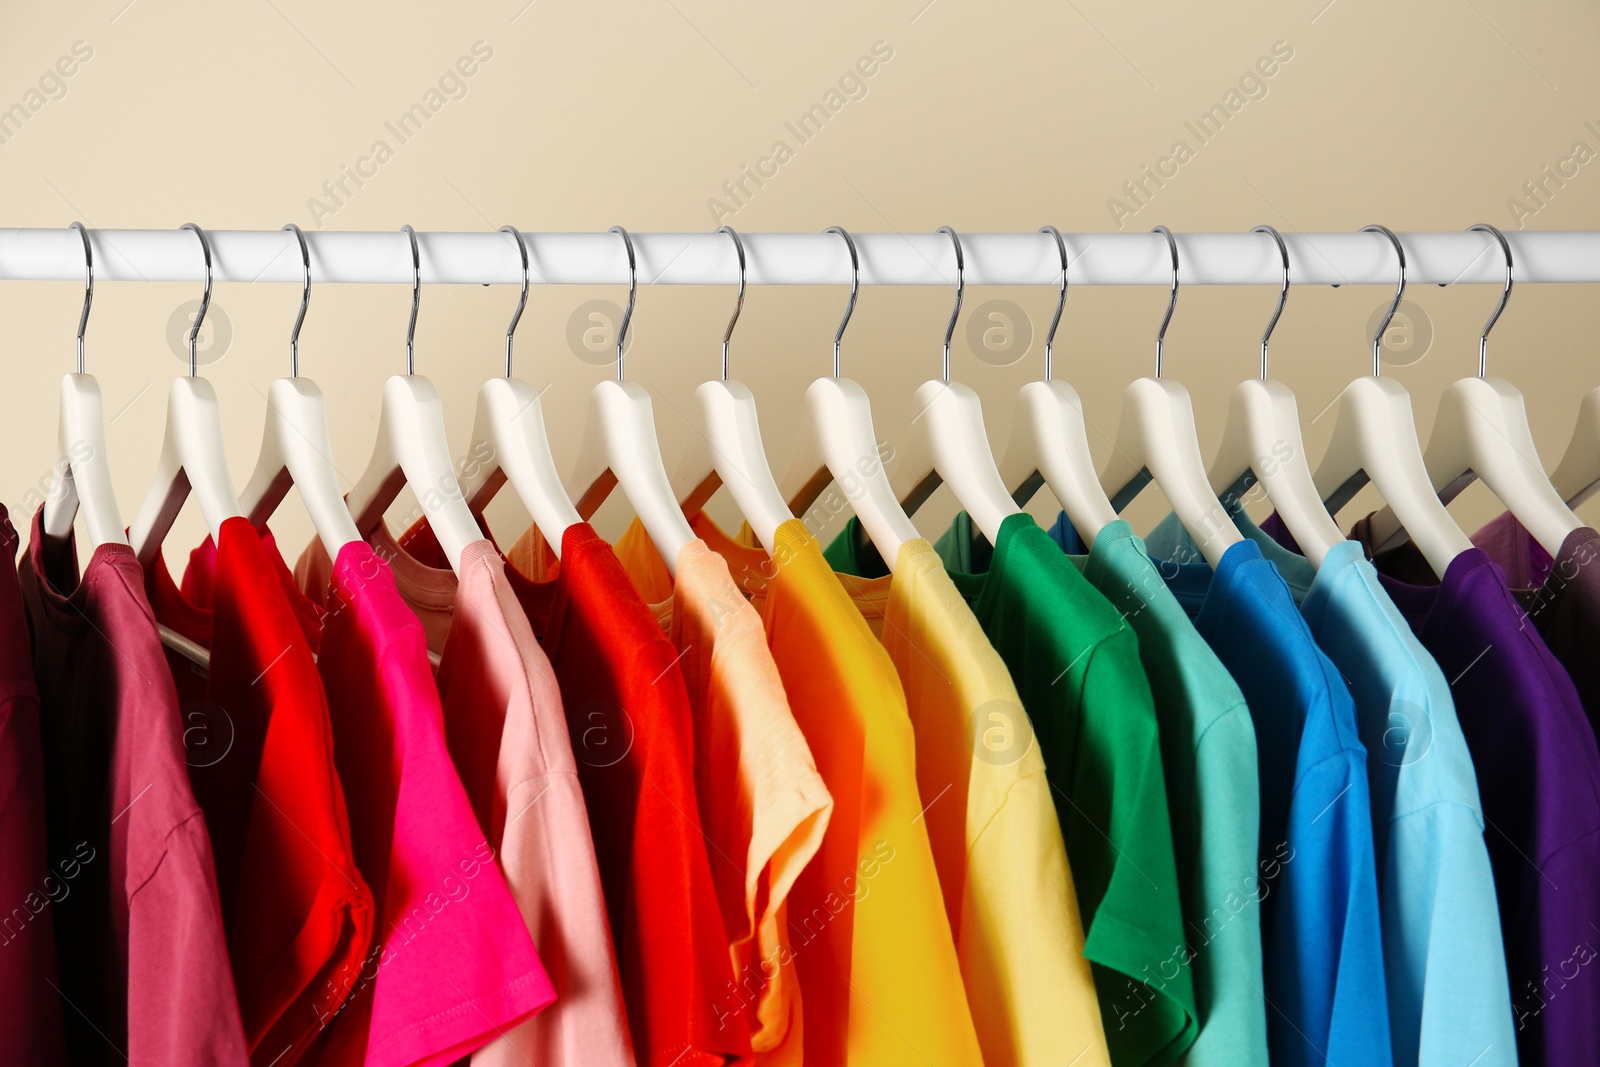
1044,515,1269,1067
848,512,1200,1067
1148,508,1518,1066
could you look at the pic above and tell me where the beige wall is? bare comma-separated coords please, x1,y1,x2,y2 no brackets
3,0,1599,565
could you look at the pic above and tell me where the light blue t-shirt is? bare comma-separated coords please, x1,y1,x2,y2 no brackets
1132,531,1392,1067
1147,511,1517,1066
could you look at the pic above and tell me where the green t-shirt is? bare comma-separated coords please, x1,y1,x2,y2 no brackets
826,512,1199,1066
1045,515,1269,1067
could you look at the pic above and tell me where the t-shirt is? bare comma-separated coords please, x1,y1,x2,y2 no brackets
19,507,249,1066
296,541,555,1067
144,518,374,1066
352,521,746,1067
1148,511,1515,1065
1336,514,1600,1067
0,509,67,1066
618,512,982,1066
1041,515,1268,1067
610,522,835,1062
818,517,1111,1067
932,512,1197,1067
1120,525,1391,1067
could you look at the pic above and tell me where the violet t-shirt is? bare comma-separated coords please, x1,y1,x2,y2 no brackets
302,541,555,1067
1337,515,1600,1067
0,509,66,1065
18,508,248,1066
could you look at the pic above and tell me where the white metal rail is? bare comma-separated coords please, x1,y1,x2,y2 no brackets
0,229,1593,287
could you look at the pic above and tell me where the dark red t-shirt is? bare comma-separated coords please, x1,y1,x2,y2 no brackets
19,507,248,1066
144,518,374,1065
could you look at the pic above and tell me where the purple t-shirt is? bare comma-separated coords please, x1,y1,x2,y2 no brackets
1264,511,1600,1065
0,509,66,1064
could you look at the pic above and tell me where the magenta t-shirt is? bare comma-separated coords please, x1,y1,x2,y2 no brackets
303,540,555,1067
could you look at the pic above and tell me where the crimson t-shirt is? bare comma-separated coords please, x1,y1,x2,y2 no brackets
143,518,374,1065
397,518,748,1067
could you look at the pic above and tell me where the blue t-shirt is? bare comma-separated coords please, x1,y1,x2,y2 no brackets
1133,530,1392,1067
1148,512,1516,1065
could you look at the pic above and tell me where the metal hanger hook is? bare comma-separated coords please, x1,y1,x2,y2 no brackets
1361,224,1406,378
500,225,529,379
181,223,213,379
717,225,745,382
69,221,92,375
1468,223,1513,379
401,225,420,375
826,226,859,378
1252,224,1290,381
938,226,965,384
1039,225,1068,384
609,226,637,382
282,223,311,378
1152,225,1179,379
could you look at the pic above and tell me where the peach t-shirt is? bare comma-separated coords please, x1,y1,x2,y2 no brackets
610,526,833,1060
823,534,1111,1067
611,514,983,1067
295,535,633,1067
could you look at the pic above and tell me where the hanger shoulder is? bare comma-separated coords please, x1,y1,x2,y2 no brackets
565,379,696,575
1552,385,1600,508
1420,376,1583,555
461,377,581,559
128,377,243,567
1100,377,1242,568
999,379,1118,542
1311,375,1472,577
241,377,363,555
780,376,917,569
891,379,1020,546
671,378,793,555
1209,378,1344,568
42,372,127,547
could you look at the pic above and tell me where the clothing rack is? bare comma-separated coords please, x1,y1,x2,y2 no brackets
1,229,1597,287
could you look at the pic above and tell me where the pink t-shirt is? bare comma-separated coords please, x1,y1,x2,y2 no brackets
437,540,634,1067
304,541,555,1067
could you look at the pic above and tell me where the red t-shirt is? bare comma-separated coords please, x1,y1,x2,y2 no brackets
19,507,249,1066
144,518,374,1065
396,519,749,1067
299,540,555,1067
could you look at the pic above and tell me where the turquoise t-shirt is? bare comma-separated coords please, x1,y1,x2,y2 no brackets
1130,522,1391,1067
1045,515,1268,1067
1148,510,1517,1066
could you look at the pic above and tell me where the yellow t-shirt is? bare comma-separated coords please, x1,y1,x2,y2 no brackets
606,534,834,1061
825,534,1112,1067
614,516,984,1067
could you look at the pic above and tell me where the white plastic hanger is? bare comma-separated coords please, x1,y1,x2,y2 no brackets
128,223,245,569
889,227,1023,546
1551,386,1600,508
1310,225,1472,578
563,226,696,576
1365,223,1583,557
343,225,481,576
238,223,363,557
1207,225,1344,568
40,222,128,549
454,226,581,558
779,226,920,571
998,225,1120,544
1097,226,1244,569
669,225,795,554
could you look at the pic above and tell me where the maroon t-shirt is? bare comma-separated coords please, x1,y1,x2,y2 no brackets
18,509,248,1066
0,509,67,1064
